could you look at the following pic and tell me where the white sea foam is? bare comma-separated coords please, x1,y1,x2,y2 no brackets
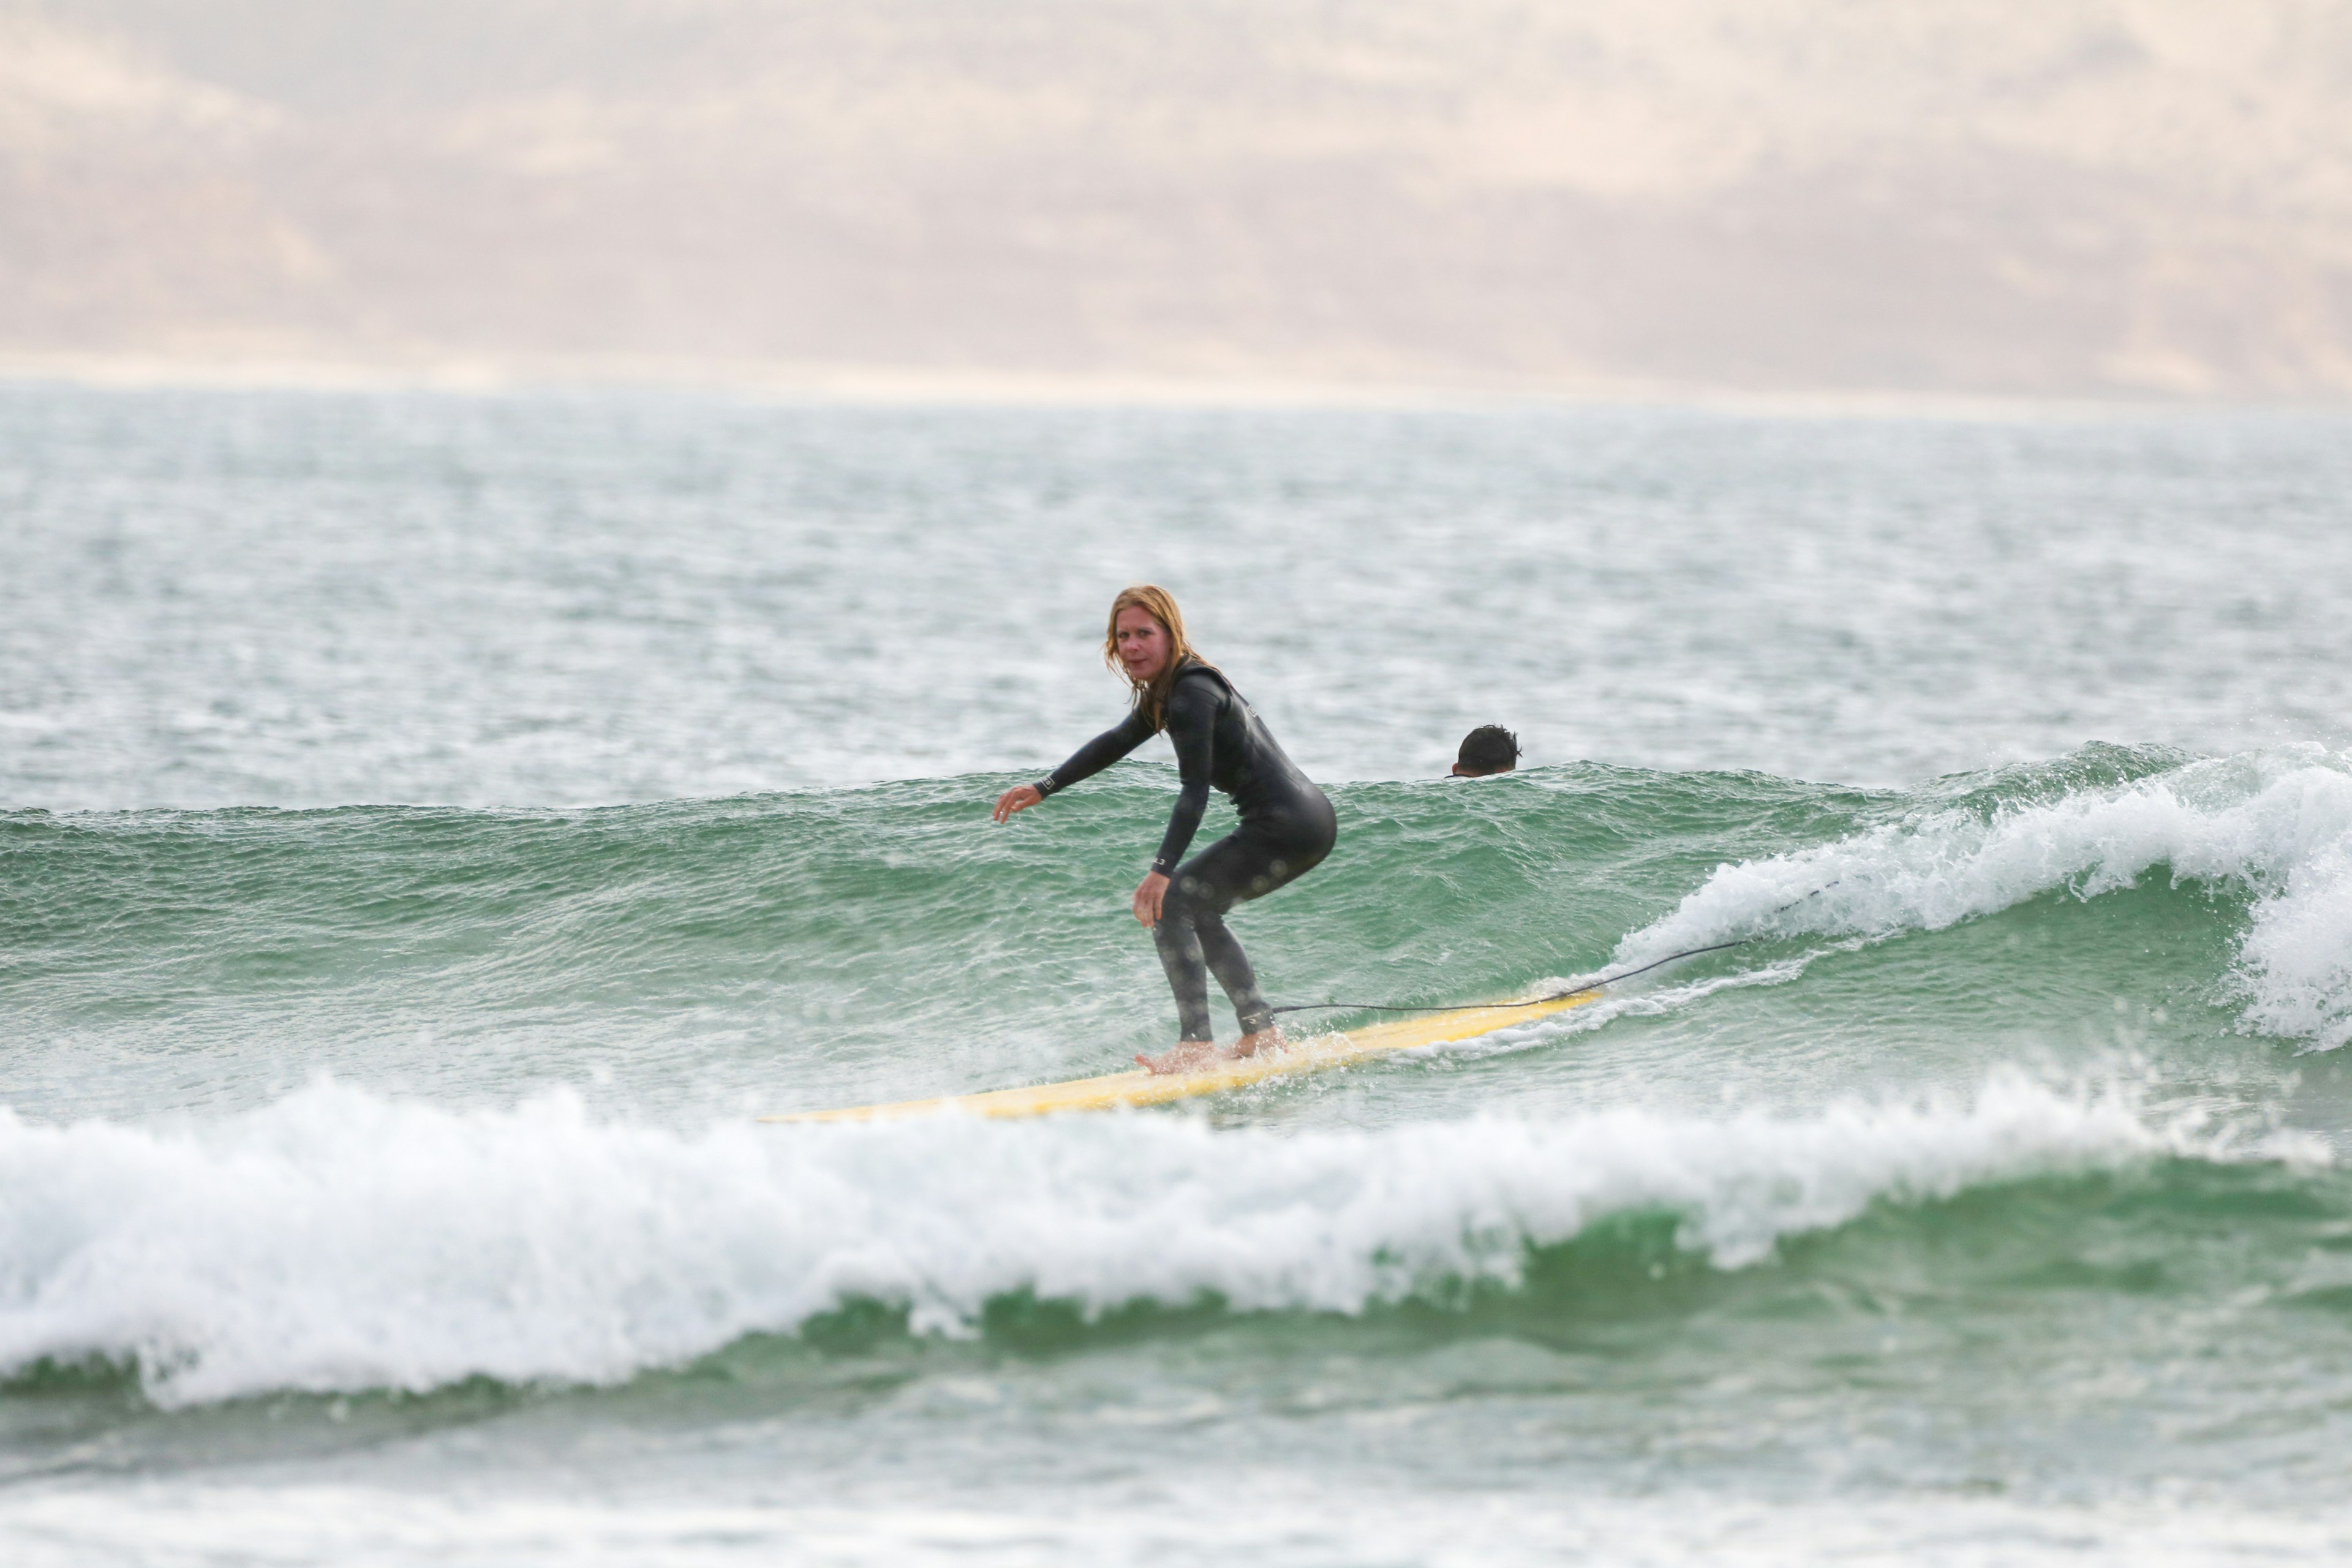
0,1073,2257,1406
1618,747,2352,1047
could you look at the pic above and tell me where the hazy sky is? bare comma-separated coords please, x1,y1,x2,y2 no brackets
5,0,2351,399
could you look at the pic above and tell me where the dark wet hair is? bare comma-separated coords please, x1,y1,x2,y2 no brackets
1455,725,1521,775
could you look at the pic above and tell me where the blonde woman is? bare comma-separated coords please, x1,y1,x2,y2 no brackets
993,586,1338,1074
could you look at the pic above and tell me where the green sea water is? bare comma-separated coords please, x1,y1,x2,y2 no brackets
9,386,2352,1562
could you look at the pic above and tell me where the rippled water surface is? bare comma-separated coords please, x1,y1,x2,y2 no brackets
7,384,2352,1564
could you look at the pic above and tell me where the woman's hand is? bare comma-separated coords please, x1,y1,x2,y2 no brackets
1133,871,1169,927
992,784,1042,823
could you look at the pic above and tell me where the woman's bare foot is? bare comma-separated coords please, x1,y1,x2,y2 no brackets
1134,1030,1291,1075
1136,1040,1221,1075
1231,1026,1287,1060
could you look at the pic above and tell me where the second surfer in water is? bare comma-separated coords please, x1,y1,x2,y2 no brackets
992,585,1338,1075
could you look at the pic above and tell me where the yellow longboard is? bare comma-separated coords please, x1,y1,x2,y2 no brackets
761,988,1602,1124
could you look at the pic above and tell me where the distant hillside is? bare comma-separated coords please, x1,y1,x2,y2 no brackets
5,0,2351,398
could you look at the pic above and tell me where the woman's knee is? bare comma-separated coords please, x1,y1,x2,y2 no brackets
1163,871,1221,924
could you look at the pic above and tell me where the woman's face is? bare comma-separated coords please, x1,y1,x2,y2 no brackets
1113,605,1173,684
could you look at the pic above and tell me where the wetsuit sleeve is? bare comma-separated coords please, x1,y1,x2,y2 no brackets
1035,707,1156,797
1150,674,1219,875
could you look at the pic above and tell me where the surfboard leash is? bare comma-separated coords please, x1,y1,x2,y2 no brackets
1265,938,1749,1017
1265,879,1844,1019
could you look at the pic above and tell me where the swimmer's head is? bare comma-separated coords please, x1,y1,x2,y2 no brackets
1104,584,1199,728
1451,725,1520,777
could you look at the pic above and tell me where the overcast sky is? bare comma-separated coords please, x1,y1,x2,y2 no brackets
5,0,2350,399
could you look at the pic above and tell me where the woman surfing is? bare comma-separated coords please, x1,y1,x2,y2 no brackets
992,586,1338,1075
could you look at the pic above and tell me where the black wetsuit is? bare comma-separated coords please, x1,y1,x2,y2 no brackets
1036,662,1337,1042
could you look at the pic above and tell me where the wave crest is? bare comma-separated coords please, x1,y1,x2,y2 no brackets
1618,748,2352,1046
0,1074,2255,1405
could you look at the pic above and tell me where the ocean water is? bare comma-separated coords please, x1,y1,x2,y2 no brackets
8,385,2352,1564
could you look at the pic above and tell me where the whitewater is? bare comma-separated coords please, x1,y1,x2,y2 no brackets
12,385,2352,1565
1621,745,2352,1048
7,1072,2266,1406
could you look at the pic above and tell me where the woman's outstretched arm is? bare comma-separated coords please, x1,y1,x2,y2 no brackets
992,707,1156,821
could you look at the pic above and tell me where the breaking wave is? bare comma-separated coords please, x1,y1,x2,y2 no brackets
0,1072,2287,1406
1618,747,2352,1047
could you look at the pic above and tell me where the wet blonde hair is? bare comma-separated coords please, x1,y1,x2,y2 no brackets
1103,584,1207,731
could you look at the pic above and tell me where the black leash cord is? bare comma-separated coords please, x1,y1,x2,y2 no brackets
1266,878,1843,1020
1267,938,1749,1017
